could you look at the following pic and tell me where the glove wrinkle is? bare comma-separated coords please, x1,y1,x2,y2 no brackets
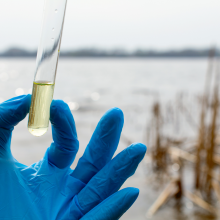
77,143,147,214
0,149,85,219
0,113,14,130
0,129,13,158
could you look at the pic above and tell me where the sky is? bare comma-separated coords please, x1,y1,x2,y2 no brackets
0,0,219,51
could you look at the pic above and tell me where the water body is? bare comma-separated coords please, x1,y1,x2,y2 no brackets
0,58,212,219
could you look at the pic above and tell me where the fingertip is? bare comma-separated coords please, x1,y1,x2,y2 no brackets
94,107,124,144
103,107,124,129
50,99,77,140
130,187,140,197
134,143,147,154
127,143,147,162
50,100,71,121
51,99,69,108
117,188,139,217
110,107,124,122
122,187,139,201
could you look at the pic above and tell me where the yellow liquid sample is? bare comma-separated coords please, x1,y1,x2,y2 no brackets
28,81,54,136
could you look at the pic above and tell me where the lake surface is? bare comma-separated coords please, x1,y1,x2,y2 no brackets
0,58,212,219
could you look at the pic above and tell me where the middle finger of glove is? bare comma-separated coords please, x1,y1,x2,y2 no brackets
72,107,124,183
76,143,147,214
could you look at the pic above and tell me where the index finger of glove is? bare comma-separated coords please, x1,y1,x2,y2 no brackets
80,188,139,220
48,100,79,169
0,95,31,156
77,143,147,214
72,108,124,184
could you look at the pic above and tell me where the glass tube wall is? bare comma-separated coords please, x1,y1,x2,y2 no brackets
28,0,67,136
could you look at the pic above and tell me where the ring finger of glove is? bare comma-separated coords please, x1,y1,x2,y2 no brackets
76,143,147,214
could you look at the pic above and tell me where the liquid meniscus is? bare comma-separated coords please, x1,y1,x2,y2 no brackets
28,81,54,136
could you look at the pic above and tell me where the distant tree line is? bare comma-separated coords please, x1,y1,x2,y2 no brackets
0,47,219,58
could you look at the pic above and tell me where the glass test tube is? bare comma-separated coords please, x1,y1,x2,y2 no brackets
28,0,67,136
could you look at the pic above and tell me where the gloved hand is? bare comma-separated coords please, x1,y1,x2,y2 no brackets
0,95,147,220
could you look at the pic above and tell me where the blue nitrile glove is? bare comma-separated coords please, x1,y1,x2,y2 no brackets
0,95,147,220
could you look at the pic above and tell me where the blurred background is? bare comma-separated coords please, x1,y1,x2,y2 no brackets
0,0,220,219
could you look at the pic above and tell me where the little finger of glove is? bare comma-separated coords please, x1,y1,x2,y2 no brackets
80,187,139,220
